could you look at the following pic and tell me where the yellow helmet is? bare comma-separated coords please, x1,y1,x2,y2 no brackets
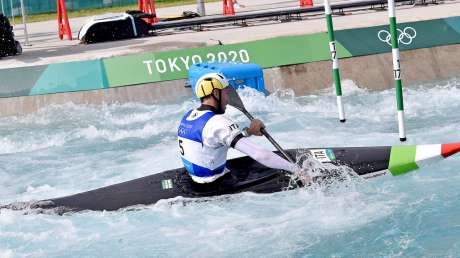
194,73,229,98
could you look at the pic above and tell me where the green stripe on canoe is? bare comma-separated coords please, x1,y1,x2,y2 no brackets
388,145,419,176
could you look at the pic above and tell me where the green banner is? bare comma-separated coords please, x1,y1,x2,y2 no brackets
103,33,351,87
336,19,460,56
1,15,460,98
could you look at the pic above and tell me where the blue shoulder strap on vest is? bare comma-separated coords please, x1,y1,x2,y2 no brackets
178,109,215,143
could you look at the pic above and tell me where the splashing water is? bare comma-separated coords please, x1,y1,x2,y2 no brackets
1,78,460,257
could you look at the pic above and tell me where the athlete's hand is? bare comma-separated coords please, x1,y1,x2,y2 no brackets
247,119,265,136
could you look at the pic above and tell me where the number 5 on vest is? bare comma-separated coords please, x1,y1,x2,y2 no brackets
179,139,185,155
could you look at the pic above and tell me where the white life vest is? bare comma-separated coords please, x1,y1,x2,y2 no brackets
177,108,240,183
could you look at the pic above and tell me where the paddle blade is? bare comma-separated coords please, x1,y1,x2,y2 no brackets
222,86,245,112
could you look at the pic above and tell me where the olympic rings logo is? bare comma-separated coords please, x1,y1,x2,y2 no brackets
377,27,417,46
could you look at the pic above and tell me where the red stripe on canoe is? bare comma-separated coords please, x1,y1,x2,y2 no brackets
441,142,460,158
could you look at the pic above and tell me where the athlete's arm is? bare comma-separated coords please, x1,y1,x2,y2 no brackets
206,115,294,172
233,137,295,172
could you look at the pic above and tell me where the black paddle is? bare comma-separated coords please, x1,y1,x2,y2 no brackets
222,87,295,164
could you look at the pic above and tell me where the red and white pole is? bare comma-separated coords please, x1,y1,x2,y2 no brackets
139,0,158,24
300,0,313,7
223,0,235,15
57,0,72,40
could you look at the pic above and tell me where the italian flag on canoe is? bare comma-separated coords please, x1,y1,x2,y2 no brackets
308,142,460,178
388,143,460,175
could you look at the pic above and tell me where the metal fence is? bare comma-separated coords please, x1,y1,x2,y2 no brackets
0,0,139,17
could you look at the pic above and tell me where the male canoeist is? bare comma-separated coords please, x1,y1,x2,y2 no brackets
177,73,294,190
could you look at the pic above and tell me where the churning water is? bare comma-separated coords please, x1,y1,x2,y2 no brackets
1,78,460,258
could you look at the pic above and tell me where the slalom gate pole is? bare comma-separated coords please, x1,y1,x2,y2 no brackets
387,0,406,141
324,0,345,123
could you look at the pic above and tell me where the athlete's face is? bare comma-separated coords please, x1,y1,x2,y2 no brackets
219,90,228,113
220,88,237,113
211,89,227,114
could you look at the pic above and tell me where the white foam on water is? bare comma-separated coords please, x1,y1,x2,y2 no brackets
0,132,68,155
1,77,460,257
0,249,13,258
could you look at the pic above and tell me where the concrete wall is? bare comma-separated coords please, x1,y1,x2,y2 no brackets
264,44,460,94
1,43,459,116
0,80,190,116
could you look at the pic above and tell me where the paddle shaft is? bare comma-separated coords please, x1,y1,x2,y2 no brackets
241,109,295,164
222,86,294,164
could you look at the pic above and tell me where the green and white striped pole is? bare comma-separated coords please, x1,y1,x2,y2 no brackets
388,0,406,141
324,0,345,123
